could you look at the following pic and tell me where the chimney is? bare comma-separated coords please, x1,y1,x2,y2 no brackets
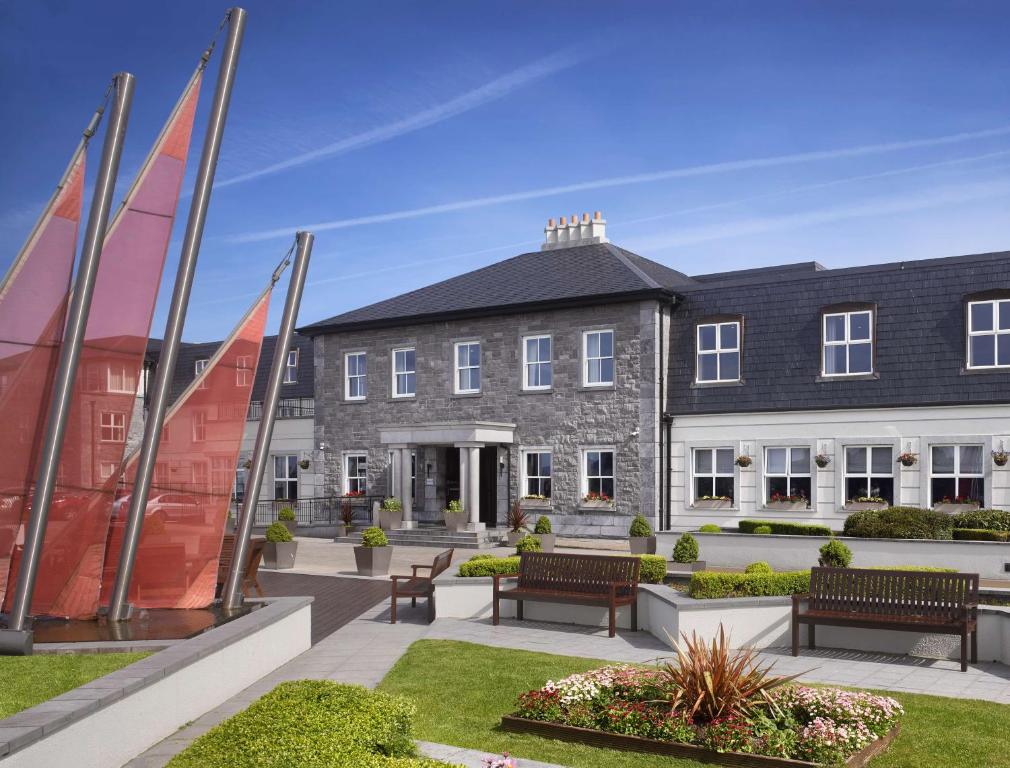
541,210,608,250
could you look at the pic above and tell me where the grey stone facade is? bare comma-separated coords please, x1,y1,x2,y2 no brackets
312,299,661,535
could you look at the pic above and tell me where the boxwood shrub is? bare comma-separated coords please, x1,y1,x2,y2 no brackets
457,556,520,577
744,561,773,574
689,570,810,599
166,680,448,768
698,524,721,533
951,509,1010,532
952,528,1010,542
636,554,667,584
738,520,832,536
843,506,953,540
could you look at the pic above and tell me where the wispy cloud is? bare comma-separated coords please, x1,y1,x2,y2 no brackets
225,125,1010,243
212,48,588,191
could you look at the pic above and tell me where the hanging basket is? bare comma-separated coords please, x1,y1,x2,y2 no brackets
298,458,311,470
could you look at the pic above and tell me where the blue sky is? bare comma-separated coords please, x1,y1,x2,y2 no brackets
2,1,1009,341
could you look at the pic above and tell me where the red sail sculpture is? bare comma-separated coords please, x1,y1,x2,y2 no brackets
0,151,86,606
4,69,204,618
101,290,270,609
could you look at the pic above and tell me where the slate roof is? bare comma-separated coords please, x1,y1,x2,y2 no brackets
667,249,1010,414
299,243,696,334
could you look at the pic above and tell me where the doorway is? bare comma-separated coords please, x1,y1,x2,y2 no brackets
479,446,498,528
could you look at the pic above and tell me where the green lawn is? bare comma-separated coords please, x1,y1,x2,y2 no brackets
0,652,149,719
378,640,1010,768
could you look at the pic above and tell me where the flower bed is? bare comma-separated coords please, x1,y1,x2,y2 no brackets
504,665,901,767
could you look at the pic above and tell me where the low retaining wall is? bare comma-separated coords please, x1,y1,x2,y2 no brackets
657,531,1010,580
435,572,1010,664
0,597,312,768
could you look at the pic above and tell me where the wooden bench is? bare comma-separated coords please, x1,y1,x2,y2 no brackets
390,548,454,624
493,552,641,637
792,567,980,671
216,535,266,599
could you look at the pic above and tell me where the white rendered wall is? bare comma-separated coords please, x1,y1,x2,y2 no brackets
669,404,1010,531
240,416,320,502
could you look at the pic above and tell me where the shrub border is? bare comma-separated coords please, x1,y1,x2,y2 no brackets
500,715,899,768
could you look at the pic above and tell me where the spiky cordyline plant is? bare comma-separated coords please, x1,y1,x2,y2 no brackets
659,625,800,724
506,500,529,533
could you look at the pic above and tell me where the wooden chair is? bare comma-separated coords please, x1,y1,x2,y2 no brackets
216,534,266,599
390,548,454,624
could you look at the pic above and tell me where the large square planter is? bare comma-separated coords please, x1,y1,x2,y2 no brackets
934,502,981,514
507,530,525,547
629,536,657,555
843,502,888,512
334,523,354,539
263,541,297,570
280,520,297,536
766,501,809,512
378,509,402,530
669,560,706,573
354,545,392,576
444,515,466,532
534,533,556,553
693,499,731,510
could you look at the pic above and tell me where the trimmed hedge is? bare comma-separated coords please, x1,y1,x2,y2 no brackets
166,680,451,768
738,520,832,536
951,509,1010,532
698,524,721,533
843,507,952,540
457,556,520,577
952,528,1010,542
636,554,667,584
689,570,810,599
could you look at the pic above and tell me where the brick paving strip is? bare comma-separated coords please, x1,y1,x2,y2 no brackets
125,572,1010,767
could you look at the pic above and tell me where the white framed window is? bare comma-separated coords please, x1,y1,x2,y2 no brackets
521,449,552,498
392,347,416,397
283,349,298,384
454,341,481,394
106,363,137,394
234,461,247,504
195,358,209,390
522,335,552,390
345,453,367,495
192,410,206,442
274,454,299,500
99,411,126,442
764,447,811,505
930,444,985,506
693,448,735,502
822,310,873,376
582,448,615,500
235,355,252,387
696,322,740,383
967,299,1010,369
99,461,117,480
583,329,614,386
211,456,233,494
345,352,367,400
844,446,893,504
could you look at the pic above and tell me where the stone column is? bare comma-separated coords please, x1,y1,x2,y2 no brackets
468,445,482,532
399,447,414,529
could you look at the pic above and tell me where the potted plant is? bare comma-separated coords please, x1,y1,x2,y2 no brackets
581,491,613,509
814,453,831,469
734,454,752,468
532,515,555,553
515,533,542,555
506,501,529,546
994,447,1009,467
520,493,551,509
934,496,982,513
628,514,656,555
844,495,889,511
818,539,853,568
354,526,392,576
242,458,252,470
693,495,732,510
766,491,809,511
263,521,297,569
670,532,704,572
379,496,403,530
444,499,466,532
277,506,297,535
897,451,918,467
335,500,355,538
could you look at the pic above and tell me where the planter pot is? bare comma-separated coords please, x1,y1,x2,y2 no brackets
693,499,731,510
534,533,556,553
843,502,888,512
354,545,392,576
280,520,297,536
669,560,706,573
629,536,657,555
334,523,354,539
263,541,297,570
378,508,402,530
444,514,466,533
507,530,525,547
934,503,981,514
766,501,809,512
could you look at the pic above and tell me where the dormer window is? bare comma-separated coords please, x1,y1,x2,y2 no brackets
822,309,873,376
967,299,1010,369
696,320,740,383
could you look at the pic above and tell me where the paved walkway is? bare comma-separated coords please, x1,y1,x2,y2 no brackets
127,574,1010,767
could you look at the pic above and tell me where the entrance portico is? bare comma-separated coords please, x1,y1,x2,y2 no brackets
379,421,515,530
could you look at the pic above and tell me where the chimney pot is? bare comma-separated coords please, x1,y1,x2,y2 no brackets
541,209,608,250
547,218,555,228
594,210,602,220
559,216,566,226
582,212,589,223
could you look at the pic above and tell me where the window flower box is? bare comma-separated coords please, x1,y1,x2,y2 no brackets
766,501,809,512
934,499,981,513
520,495,552,510
581,492,613,510
693,497,732,510
844,501,888,512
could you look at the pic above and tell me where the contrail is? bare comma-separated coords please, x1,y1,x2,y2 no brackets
213,47,588,190
226,124,1010,243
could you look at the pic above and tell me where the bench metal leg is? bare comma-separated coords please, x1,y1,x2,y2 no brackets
517,600,524,621
411,598,416,608
971,629,978,664
791,619,800,657
961,629,969,672
808,623,816,650
630,601,638,632
608,602,616,638
427,591,436,624
390,591,397,625
492,596,499,626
